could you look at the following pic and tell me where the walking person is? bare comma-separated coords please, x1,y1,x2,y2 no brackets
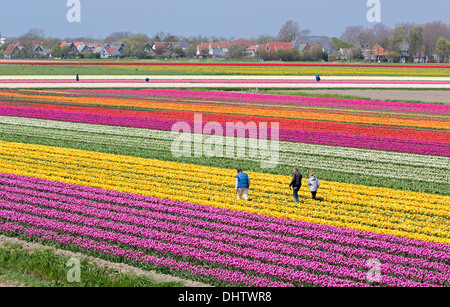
289,167,302,203
235,169,250,201
308,172,320,200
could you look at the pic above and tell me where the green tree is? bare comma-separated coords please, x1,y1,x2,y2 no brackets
328,53,339,62
386,51,401,62
408,26,424,57
388,26,405,53
121,34,149,58
435,38,450,63
60,46,72,59
300,50,313,61
227,45,245,59
123,34,149,46
353,48,363,60
0,43,10,52
50,42,62,58
79,51,92,59
330,37,354,50
172,47,184,58
184,46,196,58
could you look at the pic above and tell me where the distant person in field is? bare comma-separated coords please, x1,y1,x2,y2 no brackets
316,74,321,82
289,167,302,203
235,169,250,201
308,172,320,200
76,74,79,82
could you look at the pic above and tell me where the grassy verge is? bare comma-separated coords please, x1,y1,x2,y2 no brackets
0,63,448,77
0,241,184,287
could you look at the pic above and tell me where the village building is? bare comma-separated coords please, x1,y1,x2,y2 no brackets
196,41,231,58
266,42,292,53
245,44,264,56
231,38,252,48
3,44,28,59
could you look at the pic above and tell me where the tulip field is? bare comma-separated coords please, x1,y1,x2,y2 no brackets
1,61,450,77
0,85,449,287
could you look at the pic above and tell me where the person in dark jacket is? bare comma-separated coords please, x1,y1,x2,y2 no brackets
289,167,302,203
235,169,250,201
308,172,320,200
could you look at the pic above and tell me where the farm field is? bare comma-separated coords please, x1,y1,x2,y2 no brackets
289,89,450,104
0,61,449,77
0,62,449,287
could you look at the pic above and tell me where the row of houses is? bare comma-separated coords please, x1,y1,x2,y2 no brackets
1,34,433,62
59,41,127,58
195,39,310,59
54,40,192,58
338,44,428,62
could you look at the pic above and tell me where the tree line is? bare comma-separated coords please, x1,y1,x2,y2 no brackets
337,21,450,62
1,20,449,62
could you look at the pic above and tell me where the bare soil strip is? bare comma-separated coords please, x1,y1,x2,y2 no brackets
297,89,450,104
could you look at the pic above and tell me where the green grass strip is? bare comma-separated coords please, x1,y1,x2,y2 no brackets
1,63,449,77
0,242,183,287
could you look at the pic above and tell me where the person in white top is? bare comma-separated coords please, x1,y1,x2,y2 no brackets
307,172,320,200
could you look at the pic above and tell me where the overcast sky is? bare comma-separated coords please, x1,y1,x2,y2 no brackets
0,0,449,39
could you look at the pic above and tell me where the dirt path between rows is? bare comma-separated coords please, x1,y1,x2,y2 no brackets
0,235,212,287
298,90,450,104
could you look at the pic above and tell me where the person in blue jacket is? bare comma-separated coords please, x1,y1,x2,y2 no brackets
316,74,321,82
235,169,250,201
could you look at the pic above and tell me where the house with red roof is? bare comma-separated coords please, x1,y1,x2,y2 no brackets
210,41,231,49
107,47,123,58
59,41,70,48
59,41,78,53
266,42,292,53
74,42,91,53
365,45,388,62
168,41,191,53
3,44,28,59
87,43,100,52
231,39,252,48
245,44,265,56
196,42,211,56
196,41,231,58
152,42,171,55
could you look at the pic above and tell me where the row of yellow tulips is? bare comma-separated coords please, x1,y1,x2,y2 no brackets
0,140,449,244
